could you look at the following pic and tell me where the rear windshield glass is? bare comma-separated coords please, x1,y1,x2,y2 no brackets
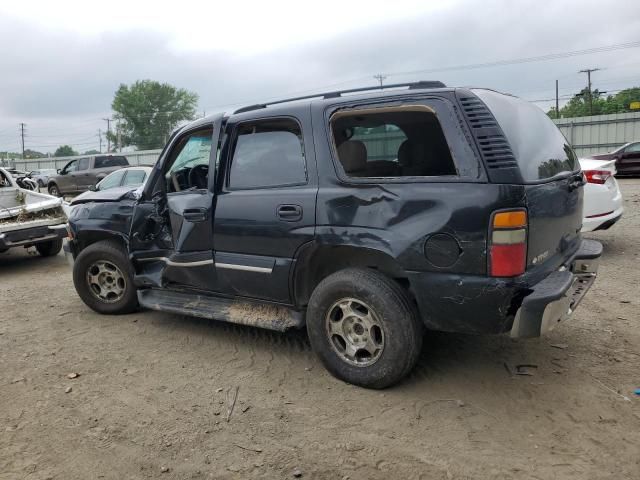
473,89,578,181
95,156,128,168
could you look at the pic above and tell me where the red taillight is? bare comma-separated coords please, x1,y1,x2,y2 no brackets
490,210,527,277
584,169,611,185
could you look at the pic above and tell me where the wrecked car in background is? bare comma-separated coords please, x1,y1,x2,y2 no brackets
0,167,67,256
64,82,602,389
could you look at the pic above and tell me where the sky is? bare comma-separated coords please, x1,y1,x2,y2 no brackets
1,0,639,155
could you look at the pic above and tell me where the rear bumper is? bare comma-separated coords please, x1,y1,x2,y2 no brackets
510,239,601,338
0,223,67,250
407,239,602,336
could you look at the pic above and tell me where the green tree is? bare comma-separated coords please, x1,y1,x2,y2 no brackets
109,80,199,150
83,149,101,155
548,86,640,118
54,145,78,157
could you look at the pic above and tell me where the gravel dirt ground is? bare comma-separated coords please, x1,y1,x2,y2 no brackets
1,180,639,480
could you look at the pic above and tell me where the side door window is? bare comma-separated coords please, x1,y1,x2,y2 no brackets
62,160,78,174
77,158,90,171
165,130,213,192
228,120,307,189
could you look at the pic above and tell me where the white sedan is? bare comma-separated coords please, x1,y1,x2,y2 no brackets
579,158,623,232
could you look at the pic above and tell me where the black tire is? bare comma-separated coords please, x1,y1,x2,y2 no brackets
48,183,61,197
35,238,63,257
307,268,423,389
72,240,138,315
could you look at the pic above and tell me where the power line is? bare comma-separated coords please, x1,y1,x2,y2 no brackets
387,42,640,78
199,41,640,113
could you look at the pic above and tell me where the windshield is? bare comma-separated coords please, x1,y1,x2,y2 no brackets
473,89,578,182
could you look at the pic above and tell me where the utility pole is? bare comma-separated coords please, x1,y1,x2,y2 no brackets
98,129,102,153
19,123,26,159
115,117,122,152
103,118,112,152
555,80,559,119
579,68,601,116
373,74,387,89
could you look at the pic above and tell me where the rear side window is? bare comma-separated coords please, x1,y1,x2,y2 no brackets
95,156,128,168
228,118,307,189
331,107,456,178
473,89,578,181
123,169,147,186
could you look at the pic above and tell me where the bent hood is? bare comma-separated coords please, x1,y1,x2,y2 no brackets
70,186,138,205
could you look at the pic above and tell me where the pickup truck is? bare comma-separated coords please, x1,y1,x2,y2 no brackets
47,154,128,197
0,167,67,256
64,81,602,388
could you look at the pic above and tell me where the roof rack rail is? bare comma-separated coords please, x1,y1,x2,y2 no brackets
233,80,446,114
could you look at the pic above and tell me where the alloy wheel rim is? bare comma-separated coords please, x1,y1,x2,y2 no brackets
325,297,385,367
86,260,126,303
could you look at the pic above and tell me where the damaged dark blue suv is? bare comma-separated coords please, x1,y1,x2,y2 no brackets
65,81,602,388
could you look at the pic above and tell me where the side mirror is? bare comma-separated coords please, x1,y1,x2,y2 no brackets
89,184,97,191
57,169,61,174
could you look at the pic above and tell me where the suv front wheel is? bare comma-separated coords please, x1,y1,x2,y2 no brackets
307,268,423,389
72,240,139,314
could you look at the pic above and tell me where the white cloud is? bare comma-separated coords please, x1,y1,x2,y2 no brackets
0,0,457,52
1,0,639,153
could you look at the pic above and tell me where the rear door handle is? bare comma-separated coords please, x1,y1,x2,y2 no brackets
183,207,208,222
277,204,302,221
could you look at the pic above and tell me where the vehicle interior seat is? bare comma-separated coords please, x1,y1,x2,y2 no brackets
337,140,368,176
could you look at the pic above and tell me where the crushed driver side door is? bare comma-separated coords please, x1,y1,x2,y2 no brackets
128,115,224,291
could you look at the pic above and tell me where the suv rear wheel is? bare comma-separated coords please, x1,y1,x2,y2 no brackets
307,268,423,388
72,240,138,314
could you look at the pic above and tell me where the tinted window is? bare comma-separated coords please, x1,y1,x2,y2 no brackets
473,89,578,181
98,170,125,190
123,169,147,186
625,143,640,153
228,119,306,189
62,160,79,173
78,158,90,170
95,156,128,168
331,108,456,178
